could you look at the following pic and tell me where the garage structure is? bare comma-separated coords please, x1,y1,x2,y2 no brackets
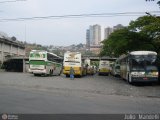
0,32,26,72
0,36,25,66
3,56,29,73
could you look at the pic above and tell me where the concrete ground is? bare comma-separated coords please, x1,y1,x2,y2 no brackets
0,72,160,113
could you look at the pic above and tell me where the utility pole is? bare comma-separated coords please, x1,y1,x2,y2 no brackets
25,24,26,42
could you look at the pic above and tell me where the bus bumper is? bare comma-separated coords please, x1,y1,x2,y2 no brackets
30,69,47,74
63,70,81,76
131,77,158,82
98,69,110,75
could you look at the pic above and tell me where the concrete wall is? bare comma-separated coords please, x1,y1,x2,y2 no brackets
0,38,25,63
25,63,29,73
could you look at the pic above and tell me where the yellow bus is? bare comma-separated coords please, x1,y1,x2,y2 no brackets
84,58,94,75
98,60,111,75
63,51,86,77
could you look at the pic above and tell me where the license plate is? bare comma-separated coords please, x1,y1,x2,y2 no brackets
143,77,148,80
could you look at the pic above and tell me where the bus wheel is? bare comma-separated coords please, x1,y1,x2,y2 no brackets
79,75,82,78
128,74,133,84
58,71,61,76
50,70,53,76
34,74,39,76
66,74,69,77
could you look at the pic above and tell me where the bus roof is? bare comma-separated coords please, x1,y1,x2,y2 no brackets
118,51,157,60
64,51,81,54
48,52,62,59
130,51,157,55
30,50,47,54
30,50,62,59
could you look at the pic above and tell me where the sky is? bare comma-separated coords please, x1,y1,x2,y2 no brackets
0,0,159,46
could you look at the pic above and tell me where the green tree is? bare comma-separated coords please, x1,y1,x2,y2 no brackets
129,15,160,54
146,0,160,6
100,15,160,57
100,28,130,57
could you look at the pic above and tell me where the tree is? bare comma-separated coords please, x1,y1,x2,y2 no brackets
11,36,16,41
100,15,160,57
129,15,160,54
146,0,160,7
100,28,130,57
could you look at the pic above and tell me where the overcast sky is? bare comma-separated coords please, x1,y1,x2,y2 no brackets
0,0,159,46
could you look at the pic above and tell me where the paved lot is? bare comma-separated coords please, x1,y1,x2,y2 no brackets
0,72,160,113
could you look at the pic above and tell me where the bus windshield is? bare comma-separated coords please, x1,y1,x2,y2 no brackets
130,55,157,71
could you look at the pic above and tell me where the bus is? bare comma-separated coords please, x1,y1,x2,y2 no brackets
29,50,62,76
63,51,86,77
98,60,111,75
84,58,94,75
111,59,120,77
119,51,158,84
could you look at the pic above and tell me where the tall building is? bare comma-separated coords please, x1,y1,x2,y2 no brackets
86,29,90,49
89,25,94,45
104,27,113,39
86,24,101,47
92,24,101,45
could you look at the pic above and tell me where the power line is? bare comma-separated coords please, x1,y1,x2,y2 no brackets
0,11,159,22
0,0,26,4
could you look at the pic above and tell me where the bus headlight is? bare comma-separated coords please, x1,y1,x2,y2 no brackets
131,72,138,76
131,72,145,76
153,72,159,76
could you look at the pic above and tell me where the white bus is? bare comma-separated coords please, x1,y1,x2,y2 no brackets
119,51,158,84
29,50,62,76
63,51,86,77
98,60,111,75
84,58,94,75
111,59,120,77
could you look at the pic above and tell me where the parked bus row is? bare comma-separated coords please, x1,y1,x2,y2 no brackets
29,50,97,77
28,50,159,84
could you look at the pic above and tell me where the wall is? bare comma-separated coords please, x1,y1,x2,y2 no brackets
0,38,25,63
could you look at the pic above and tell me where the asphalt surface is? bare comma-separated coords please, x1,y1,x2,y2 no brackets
0,72,160,113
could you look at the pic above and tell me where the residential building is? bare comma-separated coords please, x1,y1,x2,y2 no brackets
92,24,101,45
86,24,101,47
86,29,90,49
104,27,113,39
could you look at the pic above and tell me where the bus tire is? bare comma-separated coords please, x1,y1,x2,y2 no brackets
58,73,61,76
66,74,69,77
34,74,39,76
58,70,61,76
50,70,53,76
128,74,133,84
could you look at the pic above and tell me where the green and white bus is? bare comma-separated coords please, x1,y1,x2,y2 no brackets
119,51,158,84
29,50,62,76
